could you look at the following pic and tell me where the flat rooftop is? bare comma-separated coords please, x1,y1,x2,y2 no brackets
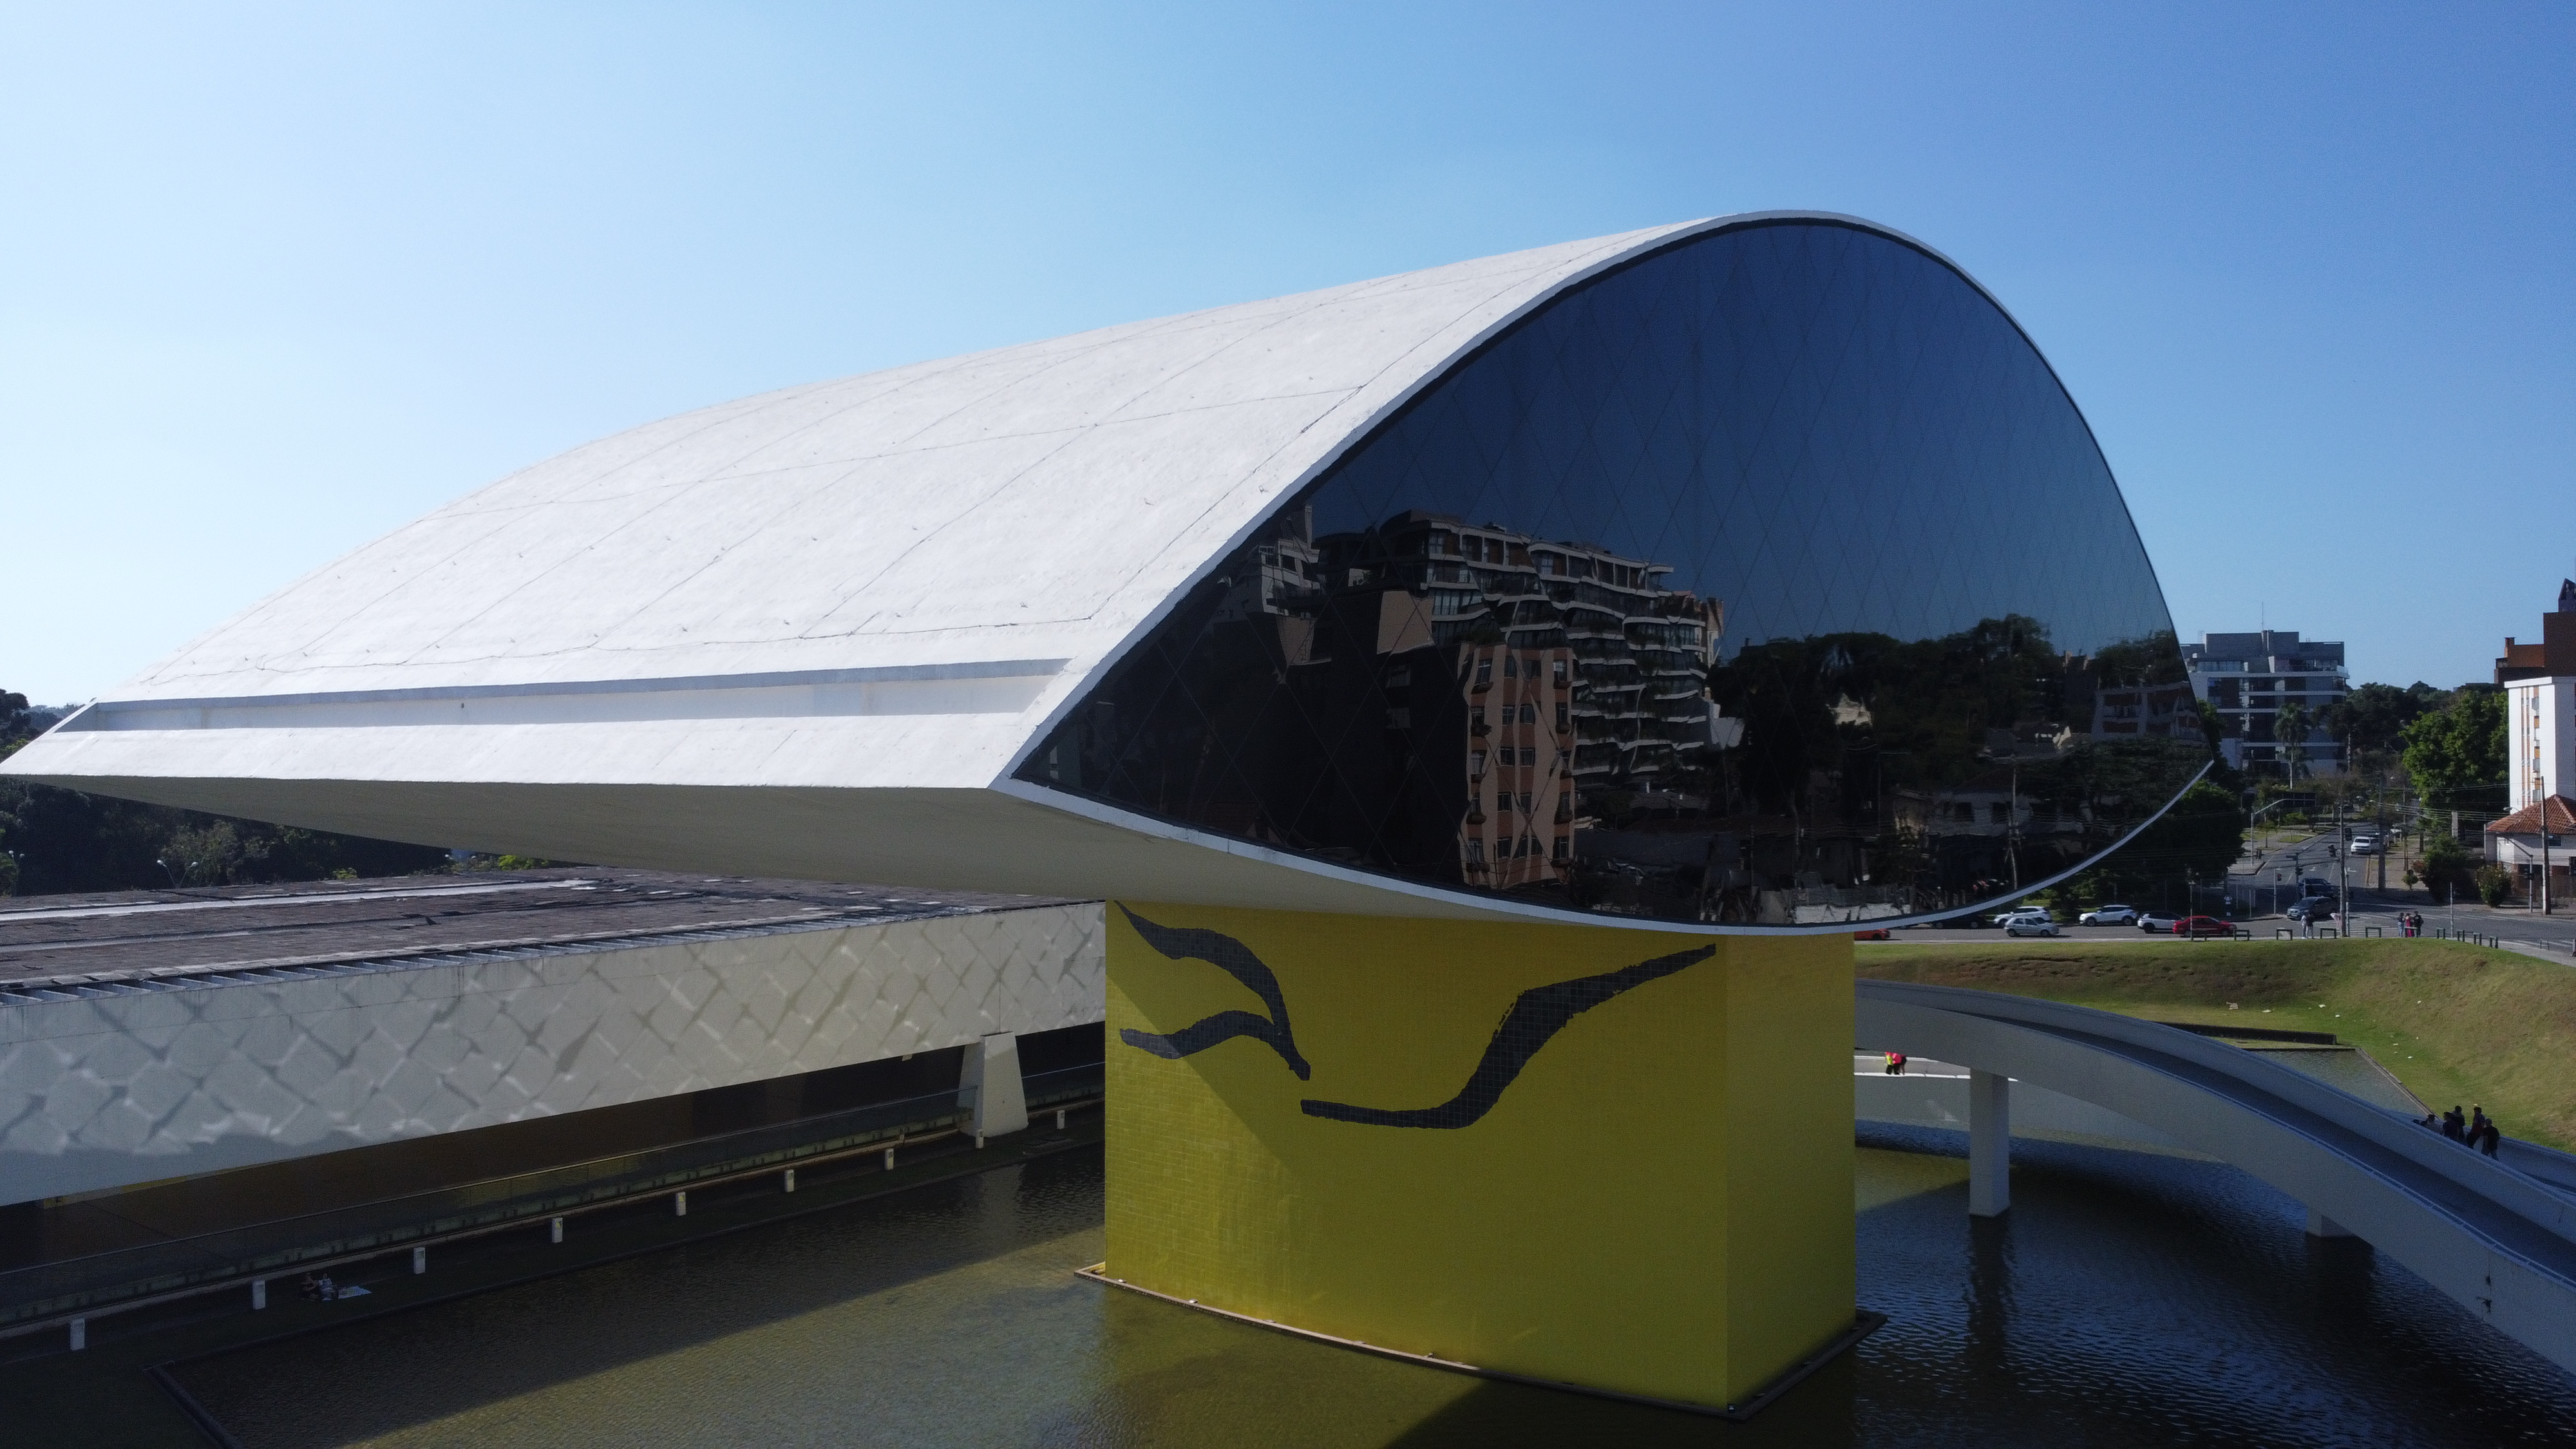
0,869,1073,999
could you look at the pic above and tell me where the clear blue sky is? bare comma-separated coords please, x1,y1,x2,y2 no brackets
5,3,2568,705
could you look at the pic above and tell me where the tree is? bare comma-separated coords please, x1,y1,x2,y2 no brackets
2273,700,2309,782
2400,686,2506,805
2476,862,2515,907
0,690,62,759
1,683,458,895
2418,834,2477,901
2323,681,2439,757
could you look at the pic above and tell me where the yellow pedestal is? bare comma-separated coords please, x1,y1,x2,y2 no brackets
1103,902,1855,1412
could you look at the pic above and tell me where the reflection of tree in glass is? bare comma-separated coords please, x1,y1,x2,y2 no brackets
2056,779,2245,909
2085,629,2186,687
1709,614,2071,817
1706,619,2204,911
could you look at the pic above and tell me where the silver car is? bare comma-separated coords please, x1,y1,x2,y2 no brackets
2005,913,2060,937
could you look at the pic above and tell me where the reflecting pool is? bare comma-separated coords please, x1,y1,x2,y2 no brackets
171,1132,2576,1447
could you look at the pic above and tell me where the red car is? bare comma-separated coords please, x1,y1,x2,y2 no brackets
2173,915,2233,938
1854,927,1892,941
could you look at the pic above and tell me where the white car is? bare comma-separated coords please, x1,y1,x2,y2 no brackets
2005,914,2060,937
2079,904,2140,925
2137,911,2183,933
2351,836,2380,855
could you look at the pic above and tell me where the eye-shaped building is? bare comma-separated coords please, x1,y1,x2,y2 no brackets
7,212,2195,933
4,213,2201,1414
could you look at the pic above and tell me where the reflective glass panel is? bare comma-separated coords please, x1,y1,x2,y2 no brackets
1019,221,2202,927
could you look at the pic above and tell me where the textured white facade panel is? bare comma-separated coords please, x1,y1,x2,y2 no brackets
70,222,1694,706
0,902,1106,1204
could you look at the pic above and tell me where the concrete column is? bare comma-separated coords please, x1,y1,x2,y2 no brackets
1969,1069,2011,1218
960,1032,1030,1138
2306,1209,2355,1238
412,1244,427,1274
252,1278,267,1310
1103,902,1857,1415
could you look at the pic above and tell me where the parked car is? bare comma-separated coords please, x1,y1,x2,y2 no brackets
2137,911,2182,933
2078,904,2140,925
2286,897,2339,924
1984,906,2049,929
2005,914,2060,938
2174,914,2234,937
1855,927,1892,941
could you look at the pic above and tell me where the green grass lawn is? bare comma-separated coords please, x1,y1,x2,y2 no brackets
1856,938,2576,1150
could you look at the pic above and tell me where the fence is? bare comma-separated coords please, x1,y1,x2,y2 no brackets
0,1062,1103,1334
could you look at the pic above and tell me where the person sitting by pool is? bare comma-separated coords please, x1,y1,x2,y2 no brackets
298,1273,323,1302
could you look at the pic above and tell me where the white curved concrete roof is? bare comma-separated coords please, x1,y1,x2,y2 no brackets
5,213,1997,928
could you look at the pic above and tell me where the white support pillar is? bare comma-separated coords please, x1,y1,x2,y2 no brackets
252,1278,267,1311
959,1032,1029,1139
1969,1068,2011,1218
2306,1208,2355,1238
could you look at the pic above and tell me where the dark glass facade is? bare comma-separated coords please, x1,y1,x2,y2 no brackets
1020,220,2202,927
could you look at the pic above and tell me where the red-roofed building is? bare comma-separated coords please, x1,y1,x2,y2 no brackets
2484,794,2576,907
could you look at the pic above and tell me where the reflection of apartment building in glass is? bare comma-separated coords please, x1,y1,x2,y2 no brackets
1458,640,1575,887
1360,512,1723,784
1218,509,1719,891
2184,630,2347,775
1349,513,1719,888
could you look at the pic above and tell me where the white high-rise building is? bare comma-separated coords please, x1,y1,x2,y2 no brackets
2496,580,2576,810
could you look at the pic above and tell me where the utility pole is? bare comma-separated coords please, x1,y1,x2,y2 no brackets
2336,794,2349,935
2375,762,2389,892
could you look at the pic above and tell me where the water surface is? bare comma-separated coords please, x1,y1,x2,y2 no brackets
173,1134,2576,1447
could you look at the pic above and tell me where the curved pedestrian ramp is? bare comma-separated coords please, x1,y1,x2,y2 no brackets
1857,980,2576,1379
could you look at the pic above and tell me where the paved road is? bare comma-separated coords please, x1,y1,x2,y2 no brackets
1884,893,2576,962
